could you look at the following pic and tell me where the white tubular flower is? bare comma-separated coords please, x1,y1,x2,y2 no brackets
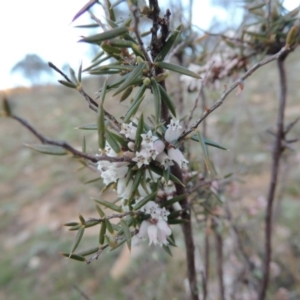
138,218,171,246
167,148,189,169
141,130,156,148
155,152,174,169
120,122,136,140
137,201,172,246
117,178,133,200
152,139,165,155
164,119,183,143
132,150,150,168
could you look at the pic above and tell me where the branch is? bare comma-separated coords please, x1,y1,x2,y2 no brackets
48,62,121,131
179,47,290,142
130,5,152,63
258,54,287,300
172,163,199,300
11,114,130,164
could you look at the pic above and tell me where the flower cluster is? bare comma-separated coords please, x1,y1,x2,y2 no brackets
97,118,189,246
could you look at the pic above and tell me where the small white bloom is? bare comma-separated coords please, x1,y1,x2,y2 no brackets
132,150,150,168
155,152,174,169
164,119,183,143
120,122,136,140
167,148,189,169
141,130,156,147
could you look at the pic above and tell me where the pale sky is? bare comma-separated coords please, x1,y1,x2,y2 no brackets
0,0,297,90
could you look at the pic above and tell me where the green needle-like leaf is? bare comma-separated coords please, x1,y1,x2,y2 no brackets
25,144,67,156
113,62,145,96
70,226,85,254
93,199,122,212
134,114,144,151
99,221,106,245
155,24,182,62
120,220,131,250
133,191,157,210
151,79,161,124
80,26,128,44
123,84,146,123
154,61,201,79
158,85,176,117
105,129,121,154
58,80,77,89
62,253,86,262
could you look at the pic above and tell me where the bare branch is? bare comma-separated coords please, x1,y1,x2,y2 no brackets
179,47,290,142
130,5,152,63
258,54,287,300
11,114,130,164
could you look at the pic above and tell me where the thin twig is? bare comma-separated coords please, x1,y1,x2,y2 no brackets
11,114,130,163
186,61,214,128
48,62,121,131
258,54,287,300
130,5,152,63
179,47,290,142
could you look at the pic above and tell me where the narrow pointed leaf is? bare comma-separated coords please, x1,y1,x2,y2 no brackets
113,62,145,96
161,194,186,207
158,84,176,117
98,79,107,151
96,205,105,217
106,131,127,147
76,246,99,257
62,253,86,262
78,62,82,83
80,26,128,44
134,114,144,151
155,24,182,62
120,220,131,250
82,135,86,153
70,226,85,253
25,144,67,155
93,199,122,212
105,219,115,234
92,51,104,62
84,177,102,184
162,245,172,256
197,131,211,173
154,61,201,79
105,129,121,154
75,23,99,28
151,79,161,124
77,123,97,130
128,169,143,202
64,222,79,227
123,92,146,123
99,221,106,245
72,0,99,22
133,191,157,210
69,66,79,85
58,80,77,89
190,135,228,150
85,219,101,228
106,0,116,21
120,86,133,102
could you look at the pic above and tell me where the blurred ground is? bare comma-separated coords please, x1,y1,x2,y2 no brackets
0,49,300,300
